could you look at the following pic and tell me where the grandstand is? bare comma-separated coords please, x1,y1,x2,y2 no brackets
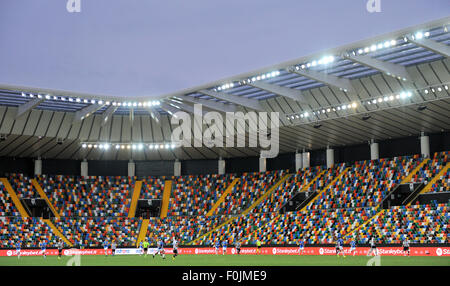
0,16,449,266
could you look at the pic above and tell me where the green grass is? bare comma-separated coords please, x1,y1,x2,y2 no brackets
0,254,449,266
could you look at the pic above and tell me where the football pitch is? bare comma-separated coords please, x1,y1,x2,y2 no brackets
0,254,449,266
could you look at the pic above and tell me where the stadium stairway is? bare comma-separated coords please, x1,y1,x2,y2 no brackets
30,179,74,246
343,209,384,239
128,180,143,218
43,219,73,247
301,170,326,193
188,173,292,245
300,167,350,211
136,219,150,247
206,178,239,217
31,179,61,218
340,160,429,239
160,180,173,219
245,170,328,241
407,162,450,206
242,174,292,215
401,158,430,183
0,178,29,217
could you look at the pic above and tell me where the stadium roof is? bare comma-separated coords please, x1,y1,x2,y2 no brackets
0,17,449,161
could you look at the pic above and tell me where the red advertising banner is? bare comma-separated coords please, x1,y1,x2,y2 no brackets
0,247,448,257
177,246,450,257
0,249,111,257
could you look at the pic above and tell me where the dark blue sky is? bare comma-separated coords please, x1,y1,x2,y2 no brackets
0,0,449,98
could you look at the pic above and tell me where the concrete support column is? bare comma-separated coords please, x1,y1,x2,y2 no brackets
420,132,430,158
370,139,380,160
218,158,225,175
81,159,88,177
295,152,303,172
34,158,42,176
326,147,334,169
174,160,181,177
259,155,267,173
302,151,310,170
128,160,135,177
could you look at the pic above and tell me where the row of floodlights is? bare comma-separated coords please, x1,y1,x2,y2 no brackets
287,102,358,120
363,91,413,105
81,143,177,150
216,71,282,91
213,29,434,92
286,91,416,120
423,85,449,94
21,93,160,108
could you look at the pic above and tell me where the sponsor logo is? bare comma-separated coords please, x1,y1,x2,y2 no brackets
319,248,324,255
436,248,442,256
378,249,403,255
6,250,12,257
271,248,298,255
231,248,235,254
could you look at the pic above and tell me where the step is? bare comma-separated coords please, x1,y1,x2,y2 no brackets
31,179,60,218
160,180,173,219
242,173,292,215
43,219,73,247
407,162,450,206
0,178,29,217
401,158,430,184
136,219,150,247
300,167,350,212
188,173,292,245
278,169,326,212
343,209,384,239
128,180,143,218
206,178,239,217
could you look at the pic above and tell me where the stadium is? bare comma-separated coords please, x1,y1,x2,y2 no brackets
0,2,449,269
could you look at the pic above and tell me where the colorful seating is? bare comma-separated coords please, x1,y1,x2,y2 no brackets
0,151,448,248
308,156,420,210
212,170,285,216
167,174,235,216
0,182,19,217
356,203,448,244
0,217,58,247
52,217,142,247
145,215,231,244
37,175,135,217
